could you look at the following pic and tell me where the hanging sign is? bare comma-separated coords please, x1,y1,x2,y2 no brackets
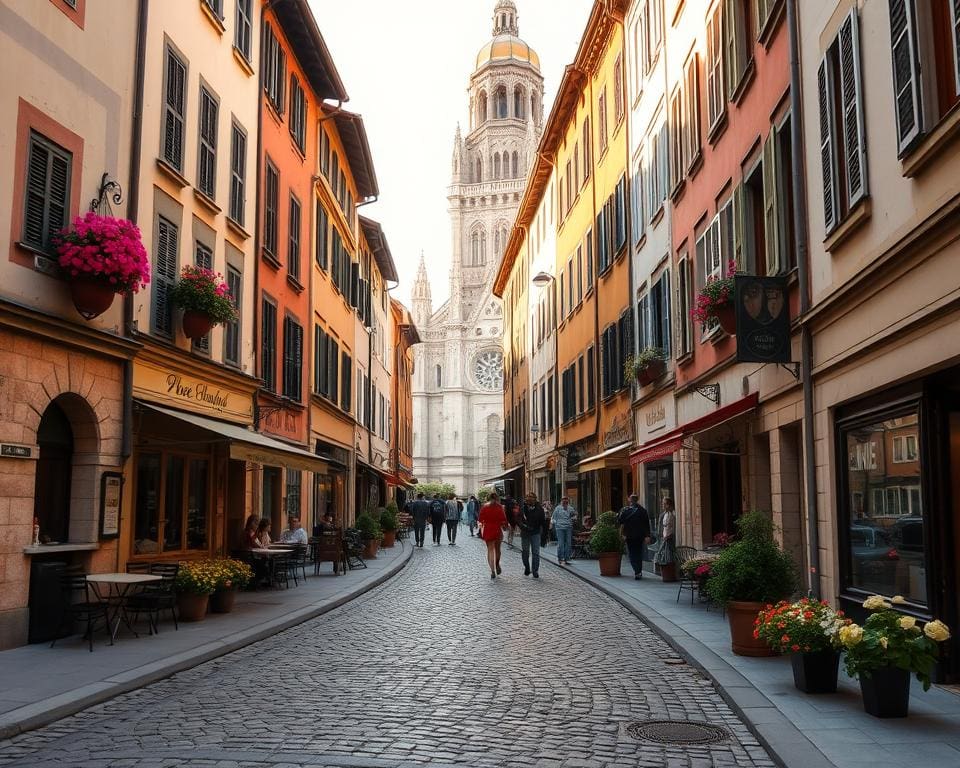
735,275,791,364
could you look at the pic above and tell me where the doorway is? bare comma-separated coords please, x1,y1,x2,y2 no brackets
34,402,73,543
645,462,674,562
263,466,282,531
709,448,742,540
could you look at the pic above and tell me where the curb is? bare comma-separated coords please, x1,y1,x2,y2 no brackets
533,549,836,768
0,542,414,741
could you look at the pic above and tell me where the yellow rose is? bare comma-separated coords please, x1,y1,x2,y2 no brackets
862,595,890,611
923,620,952,643
899,616,917,630
879,636,888,649
839,624,863,647
890,595,906,605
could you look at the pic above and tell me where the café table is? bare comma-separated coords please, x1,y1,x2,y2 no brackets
86,573,163,642
250,548,292,588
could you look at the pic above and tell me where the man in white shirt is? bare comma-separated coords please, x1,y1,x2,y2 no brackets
280,516,308,545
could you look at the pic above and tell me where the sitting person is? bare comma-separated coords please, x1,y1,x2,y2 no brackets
280,515,308,545
255,518,272,548
243,514,260,550
313,512,336,537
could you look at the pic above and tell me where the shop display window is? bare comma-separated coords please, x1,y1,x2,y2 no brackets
133,451,209,555
841,408,927,605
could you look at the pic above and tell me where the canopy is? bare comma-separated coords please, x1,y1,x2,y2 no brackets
577,442,631,473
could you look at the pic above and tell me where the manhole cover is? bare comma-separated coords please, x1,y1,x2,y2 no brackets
625,720,730,746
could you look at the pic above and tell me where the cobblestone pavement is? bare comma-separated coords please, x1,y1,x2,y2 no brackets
0,535,775,768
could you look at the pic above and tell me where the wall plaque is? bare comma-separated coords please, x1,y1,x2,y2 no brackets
1,443,33,458
99,472,123,539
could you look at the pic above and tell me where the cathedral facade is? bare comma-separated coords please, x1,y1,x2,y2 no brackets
412,0,544,494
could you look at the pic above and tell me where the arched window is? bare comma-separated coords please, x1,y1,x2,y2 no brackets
435,365,442,388
480,232,487,263
471,232,479,265
494,153,501,179
511,151,519,178
478,90,487,124
494,229,500,258
514,86,524,119
495,86,508,119
475,157,482,182
530,93,538,123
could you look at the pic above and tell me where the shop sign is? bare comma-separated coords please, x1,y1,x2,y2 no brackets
133,361,253,423
0,443,33,459
645,401,666,428
602,412,632,449
735,275,791,364
99,472,122,539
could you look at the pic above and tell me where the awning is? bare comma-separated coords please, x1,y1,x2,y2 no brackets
577,442,631,473
629,392,759,466
139,403,328,474
481,464,524,484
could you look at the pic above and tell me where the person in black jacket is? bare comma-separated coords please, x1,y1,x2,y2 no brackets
616,494,652,580
429,494,446,546
404,494,431,548
518,492,546,578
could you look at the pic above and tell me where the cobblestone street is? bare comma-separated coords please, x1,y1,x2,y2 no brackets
0,537,775,768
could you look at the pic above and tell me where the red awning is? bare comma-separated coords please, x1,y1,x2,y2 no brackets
629,393,759,467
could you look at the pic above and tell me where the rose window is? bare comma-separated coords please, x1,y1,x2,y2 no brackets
474,350,504,391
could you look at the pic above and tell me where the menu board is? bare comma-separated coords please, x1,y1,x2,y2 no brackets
100,472,123,539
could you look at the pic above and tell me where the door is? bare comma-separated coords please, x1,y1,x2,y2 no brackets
946,411,960,681
709,448,742,539
645,462,674,562
34,403,73,543
263,467,282,531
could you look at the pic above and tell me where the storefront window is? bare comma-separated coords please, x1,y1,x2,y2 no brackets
286,469,301,517
842,409,927,605
133,452,210,556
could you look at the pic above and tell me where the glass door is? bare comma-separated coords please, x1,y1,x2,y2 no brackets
645,462,674,562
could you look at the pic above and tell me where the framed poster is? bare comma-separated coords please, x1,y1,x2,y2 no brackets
100,472,123,539
735,275,791,363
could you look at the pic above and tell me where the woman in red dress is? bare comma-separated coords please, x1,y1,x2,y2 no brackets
478,493,508,579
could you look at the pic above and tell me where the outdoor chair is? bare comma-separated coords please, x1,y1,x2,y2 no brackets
125,562,152,574
271,554,291,589
311,531,347,575
51,572,112,652
344,529,367,570
285,544,309,585
125,562,179,634
675,546,699,604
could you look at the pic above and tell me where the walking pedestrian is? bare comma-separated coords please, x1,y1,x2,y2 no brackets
405,493,431,548
445,493,460,545
617,494,652,580
429,494,446,546
518,492,545,578
655,497,677,570
466,495,479,536
551,496,576,564
504,494,518,546
478,492,508,578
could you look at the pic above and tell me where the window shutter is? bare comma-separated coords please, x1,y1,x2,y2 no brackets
951,1,960,94
723,0,737,99
888,0,923,155
660,271,672,357
341,352,351,412
164,50,186,170
762,132,780,275
838,10,868,207
23,136,70,251
293,322,303,402
732,185,745,272
194,244,213,352
817,57,840,234
350,263,359,308
153,217,177,336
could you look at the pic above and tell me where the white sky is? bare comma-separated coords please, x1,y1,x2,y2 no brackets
309,0,592,309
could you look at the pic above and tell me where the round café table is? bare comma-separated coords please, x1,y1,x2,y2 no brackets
86,573,163,642
250,548,292,588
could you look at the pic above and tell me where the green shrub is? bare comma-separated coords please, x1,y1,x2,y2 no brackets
589,522,624,554
704,511,797,605
596,510,618,528
379,506,398,532
355,511,381,541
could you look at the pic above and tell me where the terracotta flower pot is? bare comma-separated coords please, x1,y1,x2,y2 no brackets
859,666,911,718
727,600,776,656
182,310,213,340
69,277,116,320
791,650,840,694
363,539,379,559
636,358,666,387
597,551,621,577
209,588,237,614
176,592,209,622
381,530,396,548
714,303,737,335
659,562,678,582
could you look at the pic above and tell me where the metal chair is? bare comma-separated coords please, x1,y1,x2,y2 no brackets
285,544,308,585
51,573,112,652
344,529,367,570
311,531,346,575
675,546,699,604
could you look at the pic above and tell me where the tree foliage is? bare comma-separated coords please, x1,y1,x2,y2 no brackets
414,482,456,499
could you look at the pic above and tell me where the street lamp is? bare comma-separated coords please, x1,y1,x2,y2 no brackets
532,271,555,288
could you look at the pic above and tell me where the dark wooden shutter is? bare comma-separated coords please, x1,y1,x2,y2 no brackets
229,124,245,224
164,48,186,171
198,88,218,198
838,10,868,207
315,202,328,270
660,271,672,358
153,217,178,336
952,1,960,95
193,243,213,352
888,0,923,154
225,267,241,364
23,134,71,251
350,263,359,308
817,57,839,233
288,196,301,281
341,351,351,411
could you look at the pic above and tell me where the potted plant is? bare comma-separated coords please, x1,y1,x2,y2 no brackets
590,511,623,577
704,511,797,656
355,511,381,559
691,259,737,335
168,265,238,340
625,348,666,387
54,212,150,319
380,503,399,548
209,558,253,614
840,595,952,718
756,598,848,693
173,560,219,621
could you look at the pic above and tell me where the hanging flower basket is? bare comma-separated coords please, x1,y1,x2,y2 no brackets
169,266,238,340
715,302,737,335
691,260,738,335
54,213,150,320
625,348,665,388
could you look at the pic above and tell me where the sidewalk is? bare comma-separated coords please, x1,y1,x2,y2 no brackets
530,543,960,768
0,541,412,740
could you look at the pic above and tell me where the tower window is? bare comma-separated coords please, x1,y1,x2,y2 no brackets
435,365,442,388
496,86,508,119
512,151,519,178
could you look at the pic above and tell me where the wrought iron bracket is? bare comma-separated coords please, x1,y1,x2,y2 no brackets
90,172,123,214
694,383,721,404
254,403,284,428
779,362,801,381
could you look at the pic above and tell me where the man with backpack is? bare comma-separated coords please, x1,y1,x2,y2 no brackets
616,494,652,580
429,494,446,546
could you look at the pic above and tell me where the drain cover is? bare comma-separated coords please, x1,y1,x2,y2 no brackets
625,720,730,746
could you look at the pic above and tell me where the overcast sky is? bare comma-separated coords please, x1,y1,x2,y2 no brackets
310,0,591,309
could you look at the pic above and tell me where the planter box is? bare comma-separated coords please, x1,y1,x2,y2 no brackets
791,650,840,694
598,551,621,577
727,600,776,656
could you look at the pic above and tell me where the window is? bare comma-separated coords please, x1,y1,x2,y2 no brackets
637,291,650,352
133,452,208,556
893,434,919,463
316,202,328,270
724,0,752,98
614,175,627,253
162,46,186,171
632,154,645,246
650,269,671,357
648,121,669,221
547,374,555,430
288,195,301,282
706,3,725,130
887,0,960,156
566,258,574,316
313,326,338,402
586,346,596,409
285,470,301,516
818,9,868,235
598,87,609,154
229,122,246,225
582,118,592,180
684,54,702,172
262,299,277,392
197,86,218,199
341,351,352,412
614,55,625,123
576,245,584,304
224,265,241,365
695,214,725,336
435,365,442,388
22,132,71,252
577,355,585,414
264,160,279,257
289,75,306,152
235,0,252,60
669,85,685,190
263,24,286,115
558,272,565,319
282,317,303,401
676,255,692,357
202,0,222,16
153,216,178,337
193,242,213,352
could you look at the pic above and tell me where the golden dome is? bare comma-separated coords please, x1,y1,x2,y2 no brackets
475,35,540,71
